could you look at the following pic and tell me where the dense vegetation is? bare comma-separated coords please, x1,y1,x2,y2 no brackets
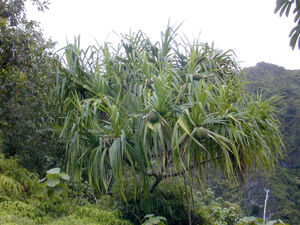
0,152,133,224
209,62,300,225
0,0,294,224
54,26,282,197
0,0,64,173
244,62,300,224
245,62,300,168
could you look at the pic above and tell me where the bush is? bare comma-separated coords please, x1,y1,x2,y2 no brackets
111,178,188,224
193,189,242,225
111,177,242,225
0,154,41,201
0,201,46,224
0,152,132,225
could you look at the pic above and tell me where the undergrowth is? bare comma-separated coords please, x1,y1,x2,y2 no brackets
111,177,243,225
0,153,132,225
0,153,288,225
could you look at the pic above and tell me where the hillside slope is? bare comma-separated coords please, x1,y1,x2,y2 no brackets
210,62,300,225
240,62,300,224
244,62,300,168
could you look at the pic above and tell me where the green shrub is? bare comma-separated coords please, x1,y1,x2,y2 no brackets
46,216,98,225
0,154,41,200
0,175,23,201
193,189,242,225
111,177,242,225
0,193,132,225
0,215,36,225
0,200,46,224
237,216,287,225
141,214,167,225
38,167,70,199
112,178,189,224
46,205,132,225
0,153,131,225
73,205,132,225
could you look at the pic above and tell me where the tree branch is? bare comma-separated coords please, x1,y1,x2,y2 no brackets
148,158,214,193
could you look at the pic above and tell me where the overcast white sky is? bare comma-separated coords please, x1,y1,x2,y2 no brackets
26,0,300,69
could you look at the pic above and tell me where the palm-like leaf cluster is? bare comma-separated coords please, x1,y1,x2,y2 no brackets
53,26,283,196
275,0,300,49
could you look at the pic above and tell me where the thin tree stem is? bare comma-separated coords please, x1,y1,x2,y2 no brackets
183,173,192,225
263,188,270,223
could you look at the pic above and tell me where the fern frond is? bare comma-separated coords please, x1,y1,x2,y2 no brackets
0,175,23,200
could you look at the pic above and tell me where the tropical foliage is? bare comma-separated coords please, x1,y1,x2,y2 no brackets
112,177,243,225
38,167,70,198
0,1,290,224
0,147,288,225
245,62,300,167
244,62,300,224
275,0,300,49
54,25,283,199
208,62,300,225
238,217,286,225
0,0,64,173
0,154,133,225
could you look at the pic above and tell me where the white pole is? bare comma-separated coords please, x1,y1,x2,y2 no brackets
263,188,270,223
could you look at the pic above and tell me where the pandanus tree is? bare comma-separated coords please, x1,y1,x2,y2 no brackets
53,25,283,197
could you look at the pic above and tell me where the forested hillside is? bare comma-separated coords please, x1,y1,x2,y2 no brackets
213,62,300,224
245,62,300,224
245,62,300,168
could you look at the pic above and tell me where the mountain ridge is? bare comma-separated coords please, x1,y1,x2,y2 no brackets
238,61,300,224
